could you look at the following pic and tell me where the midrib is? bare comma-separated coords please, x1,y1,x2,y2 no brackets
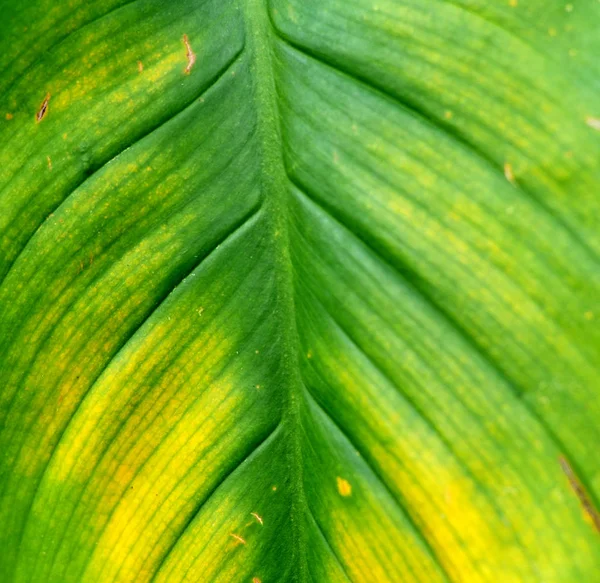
241,0,308,581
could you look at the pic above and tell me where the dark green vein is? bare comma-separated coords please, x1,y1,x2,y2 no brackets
302,390,454,583
242,0,309,581
0,46,243,289
147,424,282,583
0,0,141,87
304,503,352,583
14,207,262,581
301,283,521,536
105,267,278,583
288,173,573,384
49,211,269,583
270,31,600,267
290,172,600,538
311,0,594,128
0,106,257,458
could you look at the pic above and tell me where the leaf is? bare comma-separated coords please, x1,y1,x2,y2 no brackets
0,0,599,581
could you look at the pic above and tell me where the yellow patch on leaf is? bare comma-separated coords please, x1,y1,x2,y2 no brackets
336,476,352,497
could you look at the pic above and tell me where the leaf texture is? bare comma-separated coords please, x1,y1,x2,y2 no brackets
0,0,599,581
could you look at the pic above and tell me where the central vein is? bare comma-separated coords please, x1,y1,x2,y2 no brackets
241,0,308,580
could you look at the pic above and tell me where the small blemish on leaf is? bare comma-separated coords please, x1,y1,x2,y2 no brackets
251,512,263,525
183,34,196,75
287,4,299,23
586,117,600,131
5,113,13,120
36,93,51,123
253,578,262,583
137,60,144,73
230,533,246,545
559,455,600,534
47,156,52,171
503,162,516,185
336,477,352,497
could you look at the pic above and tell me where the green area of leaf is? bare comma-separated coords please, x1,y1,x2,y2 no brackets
0,0,599,581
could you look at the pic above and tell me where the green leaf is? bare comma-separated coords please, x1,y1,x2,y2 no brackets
1,0,599,581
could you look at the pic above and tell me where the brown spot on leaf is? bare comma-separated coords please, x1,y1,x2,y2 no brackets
183,34,196,75
137,60,144,73
36,93,51,123
559,455,600,534
229,533,246,545
47,156,52,171
5,113,13,120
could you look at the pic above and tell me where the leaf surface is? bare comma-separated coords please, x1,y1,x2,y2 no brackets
0,0,599,581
